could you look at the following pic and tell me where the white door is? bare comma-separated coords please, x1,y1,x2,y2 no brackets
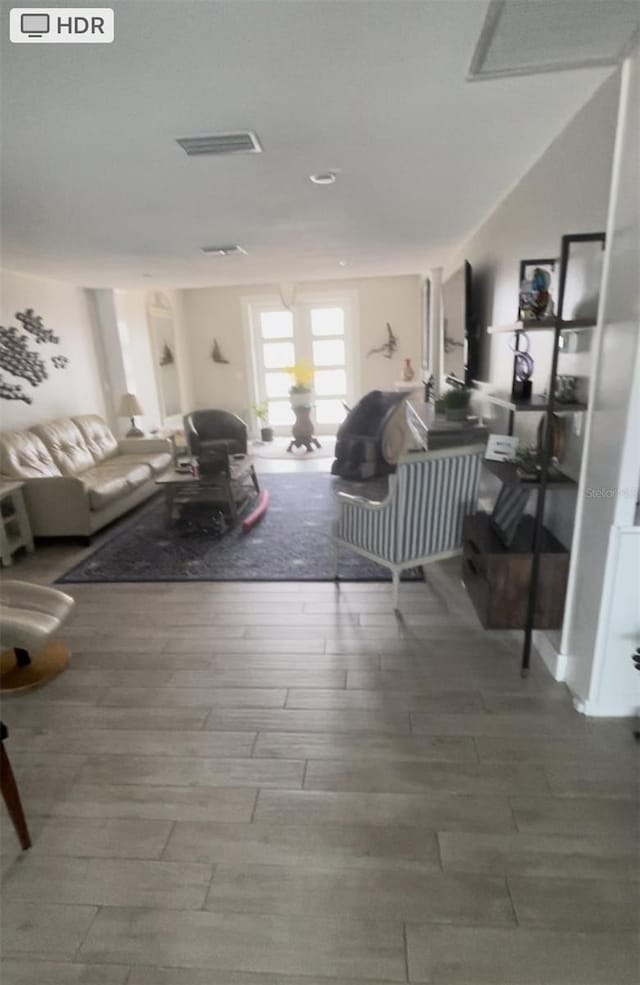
248,296,356,436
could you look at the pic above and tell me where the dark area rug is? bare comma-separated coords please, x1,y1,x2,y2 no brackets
57,472,423,584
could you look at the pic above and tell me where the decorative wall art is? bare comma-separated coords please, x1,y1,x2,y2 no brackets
0,309,70,403
368,322,398,359
211,339,229,364
0,376,32,404
159,343,174,366
16,308,60,344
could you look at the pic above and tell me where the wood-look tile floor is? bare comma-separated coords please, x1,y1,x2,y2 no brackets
1,522,638,983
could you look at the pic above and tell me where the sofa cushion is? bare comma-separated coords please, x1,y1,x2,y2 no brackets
80,469,129,510
34,419,95,476
0,430,62,479
80,459,152,511
73,415,118,463
119,451,172,477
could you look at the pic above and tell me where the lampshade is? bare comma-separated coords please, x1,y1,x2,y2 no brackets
119,392,143,417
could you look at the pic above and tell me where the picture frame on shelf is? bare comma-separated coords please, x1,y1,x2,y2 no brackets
518,257,557,322
559,233,606,322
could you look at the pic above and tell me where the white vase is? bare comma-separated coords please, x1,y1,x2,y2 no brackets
290,390,313,409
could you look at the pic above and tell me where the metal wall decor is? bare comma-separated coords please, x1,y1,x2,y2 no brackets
367,322,398,359
159,343,174,366
211,339,229,364
16,308,60,345
0,376,32,404
0,308,69,403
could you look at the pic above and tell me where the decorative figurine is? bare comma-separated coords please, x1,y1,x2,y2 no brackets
401,358,415,382
511,332,534,401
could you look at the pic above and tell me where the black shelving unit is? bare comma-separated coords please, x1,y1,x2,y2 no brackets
485,232,606,675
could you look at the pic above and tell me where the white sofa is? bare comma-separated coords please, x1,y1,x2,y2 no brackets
0,415,172,538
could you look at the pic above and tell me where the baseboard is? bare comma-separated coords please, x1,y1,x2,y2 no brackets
532,630,567,681
572,695,639,718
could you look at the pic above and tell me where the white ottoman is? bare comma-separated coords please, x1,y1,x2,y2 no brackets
0,580,75,692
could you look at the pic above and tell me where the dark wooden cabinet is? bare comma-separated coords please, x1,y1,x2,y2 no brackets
462,513,569,630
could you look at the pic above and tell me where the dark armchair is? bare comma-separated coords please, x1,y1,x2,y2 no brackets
184,410,248,459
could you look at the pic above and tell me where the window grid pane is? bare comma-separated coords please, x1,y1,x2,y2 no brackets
314,369,346,396
260,311,293,339
313,338,345,367
267,400,294,426
315,399,347,424
265,372,292,399
311,307,345,336
263,341,295,369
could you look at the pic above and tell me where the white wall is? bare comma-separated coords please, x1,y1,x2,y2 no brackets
180,275,423,426
562,49,640,714
0,269,106,431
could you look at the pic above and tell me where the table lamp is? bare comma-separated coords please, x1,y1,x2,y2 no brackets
119,392,144,437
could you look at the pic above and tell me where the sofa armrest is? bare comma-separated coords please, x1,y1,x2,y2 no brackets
118,438,172,455
22,476,90,537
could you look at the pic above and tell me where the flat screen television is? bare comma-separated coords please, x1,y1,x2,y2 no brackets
442,260,479,386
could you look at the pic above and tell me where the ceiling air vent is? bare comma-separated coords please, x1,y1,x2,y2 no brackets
176,131,262,156
201,245,247,256
468,0,640,81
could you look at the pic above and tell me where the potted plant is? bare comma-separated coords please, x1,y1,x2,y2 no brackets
435,386,472,422
252,402,274,442
288,361,314,408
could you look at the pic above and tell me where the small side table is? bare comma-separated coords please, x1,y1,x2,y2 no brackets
0,482,34,566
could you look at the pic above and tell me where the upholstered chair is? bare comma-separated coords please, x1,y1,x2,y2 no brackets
184,410,248,459
333,444,485,610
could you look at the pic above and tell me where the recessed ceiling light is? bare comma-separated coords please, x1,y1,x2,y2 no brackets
310,171,337,185
201,245,247,256
338,260,349,267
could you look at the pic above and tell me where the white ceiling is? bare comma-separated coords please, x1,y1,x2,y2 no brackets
0,0,618,289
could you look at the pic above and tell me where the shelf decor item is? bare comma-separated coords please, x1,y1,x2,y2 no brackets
401,357,415,382
510,331,534,401
518,260,556,321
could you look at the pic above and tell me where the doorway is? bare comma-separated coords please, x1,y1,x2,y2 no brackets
246,293,358,436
